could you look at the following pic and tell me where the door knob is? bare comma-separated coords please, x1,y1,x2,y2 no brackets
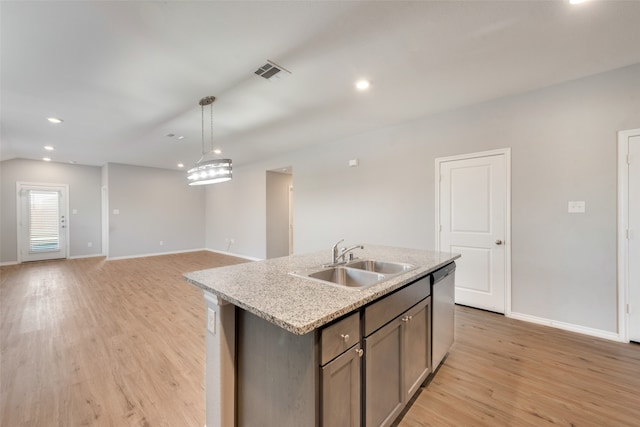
495,240,503,245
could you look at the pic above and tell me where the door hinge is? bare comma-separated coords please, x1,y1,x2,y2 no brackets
627,304,631,314
439,224,442,232
627,229,631,239
627,154,631,165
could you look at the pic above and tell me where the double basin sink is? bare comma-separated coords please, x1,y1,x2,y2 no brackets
290,259,418,290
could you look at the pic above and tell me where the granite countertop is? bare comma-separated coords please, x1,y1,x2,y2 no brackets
184,245,460,335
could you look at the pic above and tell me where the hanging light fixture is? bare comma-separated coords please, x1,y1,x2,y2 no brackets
187,96,232,185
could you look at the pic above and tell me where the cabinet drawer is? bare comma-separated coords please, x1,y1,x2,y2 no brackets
321,312,360,365
364,275,430,337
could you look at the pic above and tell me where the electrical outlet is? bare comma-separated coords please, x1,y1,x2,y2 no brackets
568,201,586,213
207,308,216,334
87,242,93,248
159,240,164,246
230,238,235,244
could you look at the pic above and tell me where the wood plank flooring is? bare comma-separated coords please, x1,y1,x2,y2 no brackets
397,307,640,427
2,252,639,426
1,252,247,427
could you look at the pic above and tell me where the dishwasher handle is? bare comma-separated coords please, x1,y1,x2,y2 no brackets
432,261,456,284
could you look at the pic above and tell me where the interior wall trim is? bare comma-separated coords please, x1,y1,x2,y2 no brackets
205,248,263,262
106,248,208,261
508,311,621,342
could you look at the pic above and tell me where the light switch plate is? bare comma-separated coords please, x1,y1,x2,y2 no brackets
568,201,586,213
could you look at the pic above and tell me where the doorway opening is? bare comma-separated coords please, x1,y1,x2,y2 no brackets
16,182,69,262
102,186,109,257
266,167,293,259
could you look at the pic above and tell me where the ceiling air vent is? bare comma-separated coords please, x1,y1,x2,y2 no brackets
254,60,291,81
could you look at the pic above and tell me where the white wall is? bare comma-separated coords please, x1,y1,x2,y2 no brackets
204,63,640,335
106,163,205,258
205,164,266,258
0,159,103,262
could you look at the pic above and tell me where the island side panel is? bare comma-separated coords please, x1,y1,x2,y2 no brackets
204,292,236,427
237,308,319,427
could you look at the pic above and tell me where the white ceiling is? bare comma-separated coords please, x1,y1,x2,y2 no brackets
2,1,640,170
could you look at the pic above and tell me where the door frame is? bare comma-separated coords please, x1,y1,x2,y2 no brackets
617,128,640,343
288,183,294,255
102,186,109,257
16,181,70,263
434,148,512,315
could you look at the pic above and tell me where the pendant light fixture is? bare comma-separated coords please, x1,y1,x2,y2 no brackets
187,96,232,185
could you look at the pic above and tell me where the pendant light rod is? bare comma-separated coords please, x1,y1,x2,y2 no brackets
200,96,216,156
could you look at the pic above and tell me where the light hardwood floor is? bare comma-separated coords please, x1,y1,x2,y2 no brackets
1,252,639,426
398,308,640,427
1,252,247,427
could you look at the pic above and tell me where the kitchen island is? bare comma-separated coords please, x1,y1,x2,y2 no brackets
184,245,459,427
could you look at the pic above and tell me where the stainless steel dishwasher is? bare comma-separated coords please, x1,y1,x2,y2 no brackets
431,261,456,370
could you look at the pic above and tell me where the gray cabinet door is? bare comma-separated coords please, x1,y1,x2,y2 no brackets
322,344,362,427
403,297,431,399
365,318,404,427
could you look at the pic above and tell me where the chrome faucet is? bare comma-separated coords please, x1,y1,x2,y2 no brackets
331,239,344,264
330,239,364,265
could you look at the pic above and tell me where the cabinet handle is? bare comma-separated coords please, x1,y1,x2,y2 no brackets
402,315,413,322
355,348,363,357
340,334,350,342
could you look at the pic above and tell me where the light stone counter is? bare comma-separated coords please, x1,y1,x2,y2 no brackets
184,244,460,335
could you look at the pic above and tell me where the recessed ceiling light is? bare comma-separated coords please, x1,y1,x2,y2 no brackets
69,160,77,164
569,0,586,4
355,80,370,91
44,145,55,151
43,157,51,162
177,136,185,140
177,163,184,168
47,117,63,124
213,149,222,155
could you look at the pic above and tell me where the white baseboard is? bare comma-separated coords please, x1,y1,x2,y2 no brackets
2,254,103,264
508,311,622,342
205,248,263,262
107,248,208,261
68,254,105,260
3,248,261,265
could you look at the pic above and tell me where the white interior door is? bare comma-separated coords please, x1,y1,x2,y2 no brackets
628,134,640,342
437,150,509,313
18,183,69,262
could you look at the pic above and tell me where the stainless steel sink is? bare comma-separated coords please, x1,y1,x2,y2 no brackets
308,267,384,288
290,259,418,290
345,259,417,275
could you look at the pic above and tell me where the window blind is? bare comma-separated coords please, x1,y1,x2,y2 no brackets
28,190,60,252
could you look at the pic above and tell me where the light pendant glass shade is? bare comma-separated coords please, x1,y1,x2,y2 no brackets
188,95,232,185
187,157,232,185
